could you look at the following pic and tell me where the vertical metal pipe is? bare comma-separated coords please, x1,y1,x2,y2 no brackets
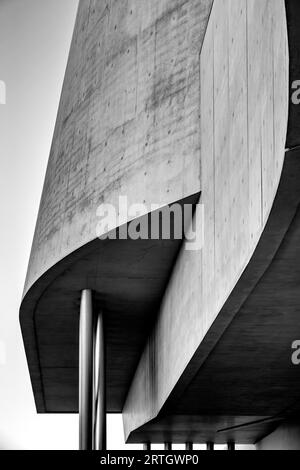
94,310,106,450
143,442,151,450
227,442,235,451
79,289,94,450
207,442,214,451
164,442,172,451
185,442,193,451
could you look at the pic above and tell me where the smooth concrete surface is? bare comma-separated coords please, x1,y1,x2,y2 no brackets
123,0,289,443
125,149,300,444
256,422,300,450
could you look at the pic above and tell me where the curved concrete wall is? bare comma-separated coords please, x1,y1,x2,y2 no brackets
23,0,214,296
123,0,289,440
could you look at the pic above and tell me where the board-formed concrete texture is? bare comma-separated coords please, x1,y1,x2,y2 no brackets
20,0,300,448
23,0,214,295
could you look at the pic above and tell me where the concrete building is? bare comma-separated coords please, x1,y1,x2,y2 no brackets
20,0,300,450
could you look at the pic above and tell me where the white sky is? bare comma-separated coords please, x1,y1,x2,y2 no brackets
0,0,142,450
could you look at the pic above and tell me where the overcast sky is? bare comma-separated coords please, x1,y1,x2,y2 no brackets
0,0,145,450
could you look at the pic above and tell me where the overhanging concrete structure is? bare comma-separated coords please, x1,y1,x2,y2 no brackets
20,0,300,449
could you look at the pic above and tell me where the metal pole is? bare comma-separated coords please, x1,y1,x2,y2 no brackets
93,310,106,450
164,442,172,450
143,442,151,450
207,442,214,451
185,442,193,451
227,442,235,451
79,289,94,450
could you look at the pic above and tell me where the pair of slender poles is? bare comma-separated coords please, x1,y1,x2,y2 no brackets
78,290,236,451
79,289,106,450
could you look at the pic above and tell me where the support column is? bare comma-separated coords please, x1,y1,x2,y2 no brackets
227,442,235,451
207,442,214,451
185,442,193,451
143,442,151,450
79,290,106,451
94,310,106,450
164,442,172,450
79,289,94,450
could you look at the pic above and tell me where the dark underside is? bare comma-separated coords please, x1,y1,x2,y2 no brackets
127,150,300,444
